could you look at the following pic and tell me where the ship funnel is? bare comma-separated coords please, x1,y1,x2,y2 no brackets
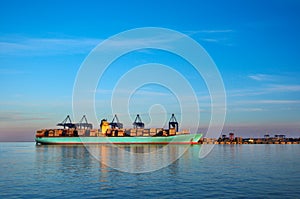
100,119,110,134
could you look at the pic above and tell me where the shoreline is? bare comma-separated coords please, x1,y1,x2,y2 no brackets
200,137,300,145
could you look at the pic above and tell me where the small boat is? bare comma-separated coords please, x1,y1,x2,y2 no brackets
35,114,202,145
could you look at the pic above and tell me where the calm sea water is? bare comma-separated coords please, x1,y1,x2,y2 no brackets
0,142,299,198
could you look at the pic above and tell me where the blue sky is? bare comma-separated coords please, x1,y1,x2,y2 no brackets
1,0,300,141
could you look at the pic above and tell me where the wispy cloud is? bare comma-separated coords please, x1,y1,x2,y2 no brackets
268,84,300,92
259,100,300,104
0,36,101,56
95,31,189,50
0,111,49,122
185,29,234,34
228,89,268,97
184,29,234,44
248,73,278,81
230,107,264,112
96,87,175,98
0,30,194,56
0,29,235,57
238,100,300,105
200,38,219,43
228,78,300,98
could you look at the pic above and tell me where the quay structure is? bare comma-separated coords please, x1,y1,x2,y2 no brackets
199,133,300,144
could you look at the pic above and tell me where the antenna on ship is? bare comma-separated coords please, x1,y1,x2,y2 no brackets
169,113,178,132
110,114,123,129
57,115,76,129
133,114,144,129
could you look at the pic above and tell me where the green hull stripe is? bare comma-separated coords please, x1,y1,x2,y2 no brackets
35,134,202,144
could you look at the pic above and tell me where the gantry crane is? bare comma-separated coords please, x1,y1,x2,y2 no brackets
110,114,123,129
57,115,92,129
169,113,178,132
133,114,144,129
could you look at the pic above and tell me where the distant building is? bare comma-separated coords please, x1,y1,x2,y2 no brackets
229,133,234,141
275,134,286,140
236,137,243,143
264,134,270,140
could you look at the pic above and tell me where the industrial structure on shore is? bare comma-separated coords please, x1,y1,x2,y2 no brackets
200,133,300,144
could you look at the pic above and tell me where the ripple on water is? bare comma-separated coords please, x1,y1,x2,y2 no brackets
0,143,299,198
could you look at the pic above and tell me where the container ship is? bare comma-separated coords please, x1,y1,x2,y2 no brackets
35,114,202,145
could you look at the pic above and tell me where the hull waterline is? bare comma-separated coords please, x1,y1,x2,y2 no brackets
35,134,202,145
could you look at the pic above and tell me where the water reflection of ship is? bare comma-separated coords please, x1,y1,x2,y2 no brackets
90,144,190,173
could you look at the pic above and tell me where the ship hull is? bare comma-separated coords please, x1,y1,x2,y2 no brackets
35,134,202,145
